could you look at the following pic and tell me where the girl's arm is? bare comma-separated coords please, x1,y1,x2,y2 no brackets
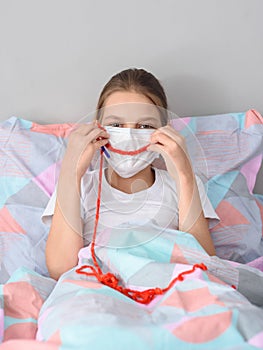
148,125,216,256
45,168,84,280
45,123,109,280
175,170,216,256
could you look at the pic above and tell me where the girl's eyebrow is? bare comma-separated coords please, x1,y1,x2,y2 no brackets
138,117,160,124
103,115,160,123
103,115,123,121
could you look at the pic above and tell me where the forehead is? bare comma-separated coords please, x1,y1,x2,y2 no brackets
104,91,152,105
100,102,161,124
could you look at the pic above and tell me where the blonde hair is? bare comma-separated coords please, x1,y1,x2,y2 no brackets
96,68,168,125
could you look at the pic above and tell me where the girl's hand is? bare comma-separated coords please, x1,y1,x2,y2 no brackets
147,125,193,180
62,121,109,180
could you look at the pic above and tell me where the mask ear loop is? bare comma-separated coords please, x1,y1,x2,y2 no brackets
76,128,208,304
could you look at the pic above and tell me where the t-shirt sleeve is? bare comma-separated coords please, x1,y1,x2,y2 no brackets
195,175,220,229
41,185,58,226
41,183,86,226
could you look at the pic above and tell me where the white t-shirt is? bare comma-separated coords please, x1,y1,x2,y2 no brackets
42,167,219,247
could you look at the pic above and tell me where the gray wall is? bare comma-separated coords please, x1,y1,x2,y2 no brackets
0,0,262,193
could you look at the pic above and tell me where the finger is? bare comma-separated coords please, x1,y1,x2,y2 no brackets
147,143,166,155
94,130,110,141
74,122,97,135
150,131,178,146
94,138,110,150
64,123,78,133
69,123,93,136
86,128,110,143
151,129,184,148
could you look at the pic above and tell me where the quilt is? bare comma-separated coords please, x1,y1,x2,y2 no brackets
0,227,263,349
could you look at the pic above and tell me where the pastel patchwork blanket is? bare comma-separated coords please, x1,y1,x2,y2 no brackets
0,227,263,349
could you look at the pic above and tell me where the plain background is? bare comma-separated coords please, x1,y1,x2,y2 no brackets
0,0,262,193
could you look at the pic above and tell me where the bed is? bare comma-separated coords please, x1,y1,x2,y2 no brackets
0,109,263,349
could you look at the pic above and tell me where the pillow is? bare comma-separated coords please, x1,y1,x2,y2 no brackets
0,117,72,283
170,109,263,263
0,110,262,284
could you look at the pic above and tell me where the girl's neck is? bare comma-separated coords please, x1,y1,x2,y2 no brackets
105,166,155,194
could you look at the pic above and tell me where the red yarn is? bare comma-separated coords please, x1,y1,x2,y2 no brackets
76,146,208,304
105,142,150,156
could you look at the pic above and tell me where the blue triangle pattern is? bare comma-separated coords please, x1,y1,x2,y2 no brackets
206,171,239,208
0,177,30,208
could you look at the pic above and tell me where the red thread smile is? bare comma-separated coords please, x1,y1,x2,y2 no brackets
105,142,150,155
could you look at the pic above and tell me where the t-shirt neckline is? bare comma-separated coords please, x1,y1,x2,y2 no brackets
102,167,160,197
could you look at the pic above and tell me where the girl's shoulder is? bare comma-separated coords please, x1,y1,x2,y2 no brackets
153,167,205,194
153,167,174,184
154,167,204,184
152,167,177,192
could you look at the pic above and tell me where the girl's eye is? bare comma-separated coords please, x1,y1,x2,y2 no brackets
110,122,122,128
137,124,155,129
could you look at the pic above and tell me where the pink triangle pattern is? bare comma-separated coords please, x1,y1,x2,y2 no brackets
47,330,62,346
161,287,224,312
255,199,263,236
245,109,263,128
211,200,249,232
32,163,60,197
0,207,26,234
172,311,232,343
30,123,75,138
240,154,262,192
249,331,263,347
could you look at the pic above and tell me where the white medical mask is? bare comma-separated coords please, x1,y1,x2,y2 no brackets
103,126,159,178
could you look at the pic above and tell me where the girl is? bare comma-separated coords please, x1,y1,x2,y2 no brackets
43,68,218,280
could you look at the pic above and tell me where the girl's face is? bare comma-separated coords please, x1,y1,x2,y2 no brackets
100,91,163,129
